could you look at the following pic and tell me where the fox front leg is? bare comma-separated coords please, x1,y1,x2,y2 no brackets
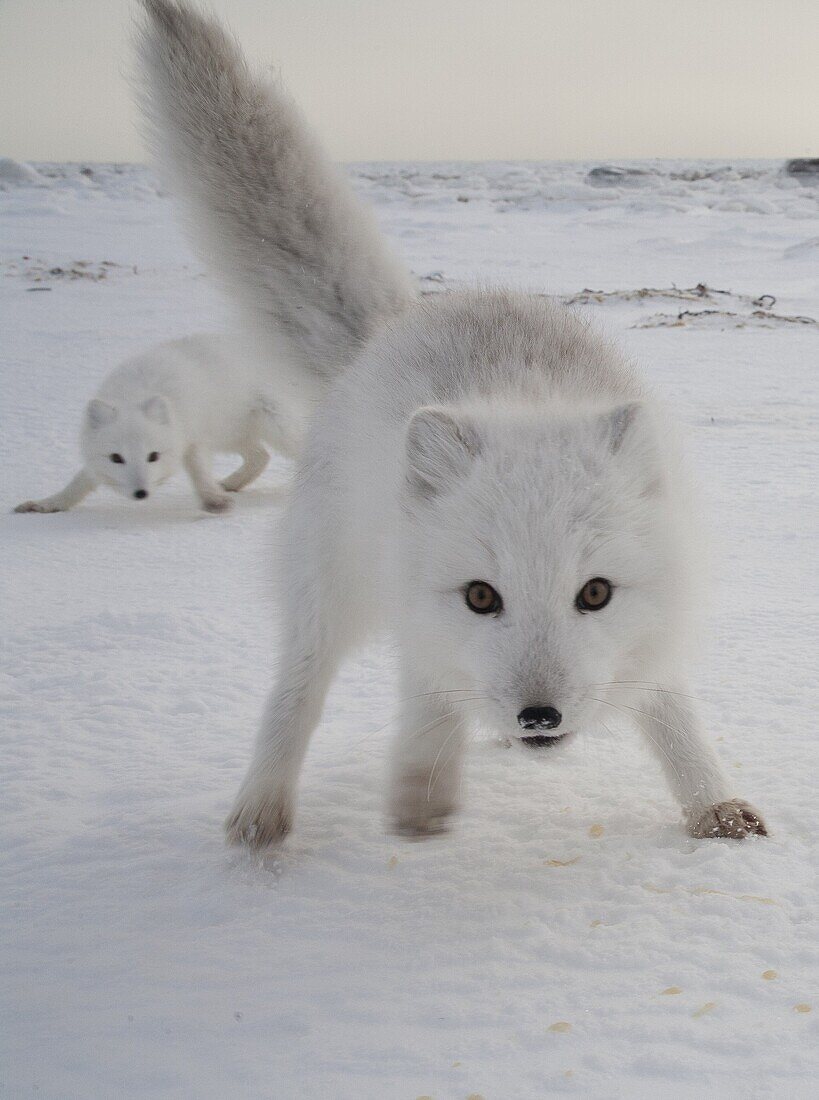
388,673,469,838
183,445,233,513
634,690,767,839
225,437,362,848
15,468,98,513
224,643,339,847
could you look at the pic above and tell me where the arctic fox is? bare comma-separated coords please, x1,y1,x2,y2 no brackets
15,334,299,514
140,1,767,846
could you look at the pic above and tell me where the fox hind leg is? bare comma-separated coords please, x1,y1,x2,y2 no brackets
220,444,269,492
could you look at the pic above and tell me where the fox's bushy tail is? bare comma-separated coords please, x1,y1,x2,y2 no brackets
138,1,414,386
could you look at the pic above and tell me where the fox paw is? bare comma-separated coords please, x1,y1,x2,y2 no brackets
14,500,64,513
689,799,768,840
391,810,453,840
389,778,456,840
201,493,233,514
225,785,293,848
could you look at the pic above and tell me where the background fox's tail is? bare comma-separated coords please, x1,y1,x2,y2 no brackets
138,1,414,388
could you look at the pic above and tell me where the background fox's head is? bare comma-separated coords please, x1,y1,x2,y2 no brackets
400,400,693,744
80,395,182,501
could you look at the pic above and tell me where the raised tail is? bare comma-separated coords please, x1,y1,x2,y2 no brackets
137,1,414,385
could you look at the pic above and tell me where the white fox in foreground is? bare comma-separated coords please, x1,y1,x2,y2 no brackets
15,334,299,514
140,0,767,845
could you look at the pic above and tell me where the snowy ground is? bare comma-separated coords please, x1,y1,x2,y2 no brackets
1,159,818,1099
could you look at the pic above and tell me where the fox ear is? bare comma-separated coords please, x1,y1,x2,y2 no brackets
599,402,643,453
405,406,481,498
598,401,663,493
86,399,118,428
141,395,171,425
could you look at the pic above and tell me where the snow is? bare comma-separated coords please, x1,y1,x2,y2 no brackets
0,157,49,189
2,158,817,1099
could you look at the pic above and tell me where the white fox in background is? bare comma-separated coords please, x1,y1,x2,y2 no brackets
139,0,767,846
15,334,301,514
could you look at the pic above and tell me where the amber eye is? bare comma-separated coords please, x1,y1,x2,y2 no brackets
109,453,125,464
576,577,613,612
147,452,160,463
465,581,502,615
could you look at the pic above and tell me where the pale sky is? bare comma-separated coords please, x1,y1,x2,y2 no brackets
1,0,817,163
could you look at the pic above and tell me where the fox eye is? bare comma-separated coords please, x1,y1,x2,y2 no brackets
576,577,613,612
109,453,125,464
465,581,502,615
147,452,160,462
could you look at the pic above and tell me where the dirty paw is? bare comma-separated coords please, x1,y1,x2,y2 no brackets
690,799,768,839
389,781,456,840
14,500,64,514
201,493,234,514
391,811,453,840
224,787,293,849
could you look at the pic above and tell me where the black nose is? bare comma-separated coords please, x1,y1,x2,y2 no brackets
133,489,148,500
517,705,562,731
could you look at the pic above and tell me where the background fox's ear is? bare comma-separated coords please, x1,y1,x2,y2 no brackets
86,399,118,428
405,406,481,498
141,395,171,425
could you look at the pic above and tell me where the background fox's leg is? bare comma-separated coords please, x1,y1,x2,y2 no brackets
15,469,97,513
220,445,269,492
183,445,233,513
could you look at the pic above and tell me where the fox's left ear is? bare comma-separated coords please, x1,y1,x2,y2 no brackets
598,402,663,492
141,395,171,425
405,406,481,499
598,402,643,452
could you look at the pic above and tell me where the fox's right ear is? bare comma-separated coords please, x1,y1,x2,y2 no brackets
85,399,118,428
405,406,481,498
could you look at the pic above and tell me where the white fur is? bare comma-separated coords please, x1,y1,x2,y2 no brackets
138,1,767,845
14,335,300,514
137,0,413,404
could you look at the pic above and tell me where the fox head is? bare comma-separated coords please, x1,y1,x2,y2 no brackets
400,400,691,745
80,396,182,501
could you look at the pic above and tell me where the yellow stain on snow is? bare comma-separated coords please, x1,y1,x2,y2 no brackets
589,823,605,838
794,1003,812,1013
692,1002,717,1018
545,856,581,867
642,883,778,905
692,888,777,905
762,969,778,980
548,1021,572,1033
660,986,683,995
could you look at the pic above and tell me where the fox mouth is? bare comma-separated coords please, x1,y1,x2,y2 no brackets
521,733,567,749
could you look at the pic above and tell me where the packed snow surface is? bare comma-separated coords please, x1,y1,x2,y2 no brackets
2,159,818,1098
